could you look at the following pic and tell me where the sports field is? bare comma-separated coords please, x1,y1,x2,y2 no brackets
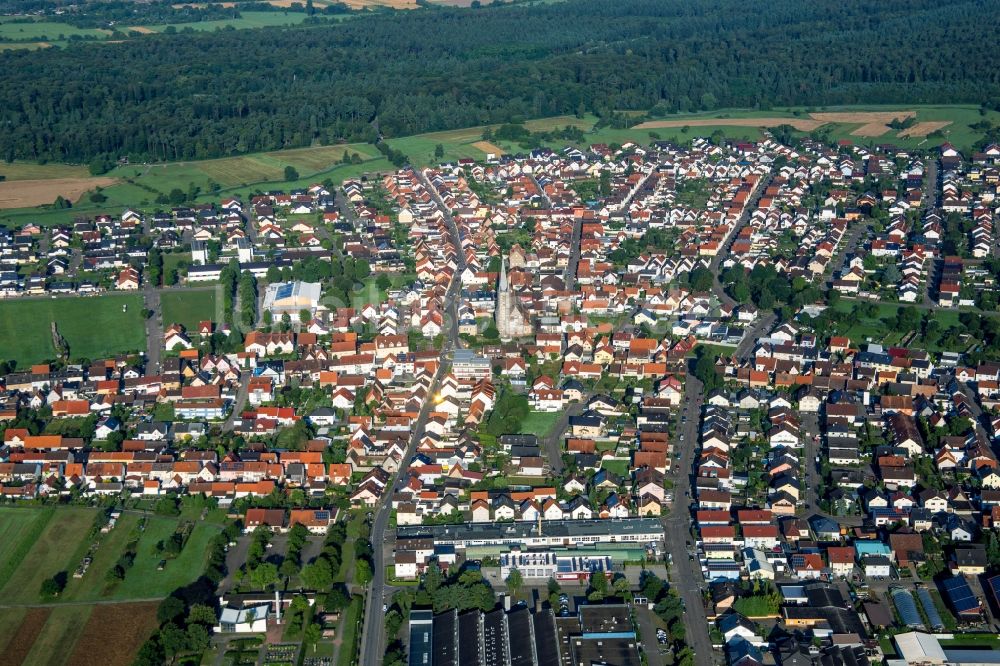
161,288,220,331
0,294,146,366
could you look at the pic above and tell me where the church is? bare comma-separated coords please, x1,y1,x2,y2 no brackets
495,257,533,341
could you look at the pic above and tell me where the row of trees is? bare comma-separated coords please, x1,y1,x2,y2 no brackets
2,0,997,163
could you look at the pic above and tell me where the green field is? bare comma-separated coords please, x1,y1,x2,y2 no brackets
0,607,27,655
0,162,89,181
519,410,561,436
114,515,220,599
134,11,326,34
0,294,145,366
0,17,110,42
161,289,220,331
0,507,99,604
0,507,55,589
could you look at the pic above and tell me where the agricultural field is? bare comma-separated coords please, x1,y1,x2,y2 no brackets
161,288,221,331
20,605,93,666
0,17,110,42
0,176,118,209
631,104,1000,152
0,507,55,589
133,11,325,33
0,163,89,181
0,294,145,366
0,507,99,604
66,602,160,666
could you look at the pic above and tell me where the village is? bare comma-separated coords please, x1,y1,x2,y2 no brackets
2,133,1000,666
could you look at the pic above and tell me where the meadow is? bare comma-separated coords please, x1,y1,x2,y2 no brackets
0,294,145,366
161,288,221,331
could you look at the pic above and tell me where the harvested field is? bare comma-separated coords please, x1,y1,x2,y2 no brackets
126,26,156,34
0,609,51,666
898,121,952,137
809,111,914,123
851,123,891,137
472,141,505,156
66,602,159,666
341,0,417,7
634,118,825,131
0,177,117,209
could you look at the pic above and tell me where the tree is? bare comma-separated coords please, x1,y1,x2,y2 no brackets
159,622,189,659
299,308,312,324
188,604,217,626
301,558,335,591
304,622,322,651
354,259,371,280
505,568,524,600
40,573,66,598
355,558,373,586
434,143,445,159
284,165,300,181
587,571,608,601
157,595,186,624
250,562,279,590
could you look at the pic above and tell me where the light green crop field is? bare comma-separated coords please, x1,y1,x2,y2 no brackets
161,289,220,331
134,10,333,33
0,507,55,589
0,162,90,181
0,294,146,366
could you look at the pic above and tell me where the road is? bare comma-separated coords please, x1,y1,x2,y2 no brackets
662,372,716,665
359,169,466,666
922,158,939,306
222,280,253,431
708,172,773,309
142,280,163,373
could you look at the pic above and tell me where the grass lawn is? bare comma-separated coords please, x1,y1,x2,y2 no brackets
0,507,55,589
21,605,93,666
600,459,630,477
115,516,220,599
0,294,145,366
0,507,99,604
335,596,364,666
519,410,561,436
938,634,1000,649
61,513,141,601
161,289,220,331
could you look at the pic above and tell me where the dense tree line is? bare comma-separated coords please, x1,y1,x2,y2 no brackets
1,0,999,163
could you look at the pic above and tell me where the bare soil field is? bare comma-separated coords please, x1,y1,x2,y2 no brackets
851,123,891,137
66,602,159,666
809,111,914,123
0,177,117,209
126,26,157,34
898,121,952,137
634,118,826,131
0,609,51,665
472,140,505,156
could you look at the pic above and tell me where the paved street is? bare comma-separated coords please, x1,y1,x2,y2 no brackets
359,168,466,666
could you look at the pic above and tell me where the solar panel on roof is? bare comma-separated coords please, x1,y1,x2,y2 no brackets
275,283,294,299
941,575,980,614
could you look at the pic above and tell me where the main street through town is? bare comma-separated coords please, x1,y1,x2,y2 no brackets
359,168,465,666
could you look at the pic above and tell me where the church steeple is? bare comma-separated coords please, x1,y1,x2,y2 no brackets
498,255,508,292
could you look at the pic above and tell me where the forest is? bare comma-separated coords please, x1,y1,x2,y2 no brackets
1,0,999,164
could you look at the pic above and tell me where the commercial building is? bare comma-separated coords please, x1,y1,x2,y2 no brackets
263,281,322,316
